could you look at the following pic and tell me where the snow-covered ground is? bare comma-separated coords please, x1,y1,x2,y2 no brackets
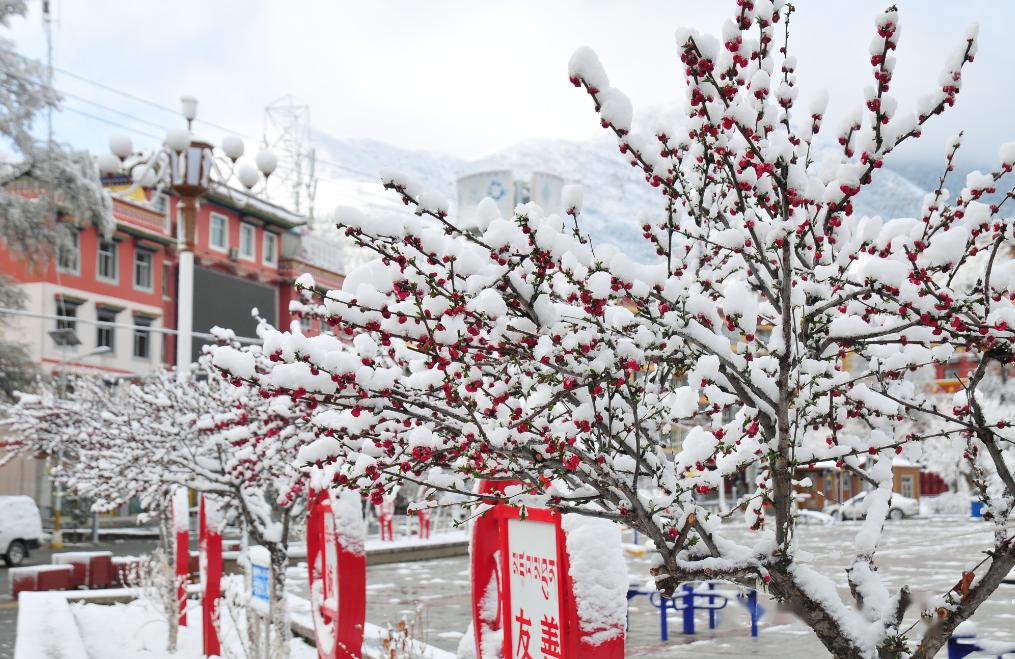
68,597,317,659
16,515,1014,658
295,514,1015,657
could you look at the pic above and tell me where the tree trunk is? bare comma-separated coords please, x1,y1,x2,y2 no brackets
158,497,179,653
767,565,866,659
268,544,292,659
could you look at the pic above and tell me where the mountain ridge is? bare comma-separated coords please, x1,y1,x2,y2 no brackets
309,129,942,264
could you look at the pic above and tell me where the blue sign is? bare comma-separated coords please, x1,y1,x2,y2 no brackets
251,564,270,605
486,179,507,201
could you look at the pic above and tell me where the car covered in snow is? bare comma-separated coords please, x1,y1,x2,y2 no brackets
823,491,919,521
0,496,44,566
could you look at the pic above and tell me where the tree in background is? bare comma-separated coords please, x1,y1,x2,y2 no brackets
0,0,112,399
217,3,1015,657
2,330,311,658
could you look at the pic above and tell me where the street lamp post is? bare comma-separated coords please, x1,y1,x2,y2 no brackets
100,97,275,628
100,97,276,380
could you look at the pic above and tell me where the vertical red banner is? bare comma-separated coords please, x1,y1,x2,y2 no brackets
470,480,516,659
173,487,190,627
307,488,366,659
200,495,223,657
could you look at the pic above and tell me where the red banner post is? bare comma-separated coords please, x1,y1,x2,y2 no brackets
199,495,223,657
417,509,431,540
307,488,366,659
173,487,190,627
375,498,395,541
470,480,515,658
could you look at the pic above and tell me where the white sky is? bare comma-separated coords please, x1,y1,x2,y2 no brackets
6,1,1015,165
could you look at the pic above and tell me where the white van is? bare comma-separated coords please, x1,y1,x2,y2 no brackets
0,496,44,566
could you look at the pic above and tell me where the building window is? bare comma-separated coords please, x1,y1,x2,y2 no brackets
96,307,118,352
900,474,914,498
134,249,154,291
97,240,118,282
162,263,171,297
210,213,228,251
263,232,278,266
300,315,313,333
57,231,80,274
55,298,79,333
133,316,153,359
239,224,256,261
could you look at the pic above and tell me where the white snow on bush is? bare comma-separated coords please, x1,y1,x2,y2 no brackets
562,515,628,645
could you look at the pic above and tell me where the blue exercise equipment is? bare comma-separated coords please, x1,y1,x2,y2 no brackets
948,629,1015,659
627,581,764,641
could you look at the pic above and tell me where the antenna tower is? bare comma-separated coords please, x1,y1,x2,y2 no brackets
263,95,317,219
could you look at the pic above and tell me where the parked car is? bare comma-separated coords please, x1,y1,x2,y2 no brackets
823,491,919,520
797,509,837,525
0,496,44,566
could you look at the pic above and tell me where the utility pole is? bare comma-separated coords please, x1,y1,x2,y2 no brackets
42,0,54,146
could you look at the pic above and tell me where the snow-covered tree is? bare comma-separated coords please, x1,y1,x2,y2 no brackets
0,376,192,650
914,360,1015,498
221,4,1011,657
2,330,310,657
0,0,112,399
144,331,310,658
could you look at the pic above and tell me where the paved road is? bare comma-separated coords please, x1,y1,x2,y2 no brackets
0,538,157,659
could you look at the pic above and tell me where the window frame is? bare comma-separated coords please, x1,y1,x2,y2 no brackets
55,298,80,333
239,223,257,261
209,212,229,253
133,248,155,292
263,231,279,267
96,239,119,283
57,230,81,275
132,316,154,359
96,307,118,352
900,474,914,499
162,262,171,298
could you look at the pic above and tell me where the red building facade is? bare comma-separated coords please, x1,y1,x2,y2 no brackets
0,178,349,503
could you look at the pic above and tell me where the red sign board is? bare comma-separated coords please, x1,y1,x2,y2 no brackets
307,489,366,659
470,481,624,659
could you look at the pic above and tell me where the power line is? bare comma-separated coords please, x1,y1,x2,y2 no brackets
60,105,163,141
1,45,256,140
5,46,383,182
53,66,257,140
4,46,410,210
61,90,171,132
0,307,261,344
1,63,168,139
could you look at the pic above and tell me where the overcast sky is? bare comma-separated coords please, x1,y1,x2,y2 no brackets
6,1,1015,166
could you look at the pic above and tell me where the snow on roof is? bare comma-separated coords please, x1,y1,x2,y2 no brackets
294,232,348,276
207,183,305,227
804,458,919,471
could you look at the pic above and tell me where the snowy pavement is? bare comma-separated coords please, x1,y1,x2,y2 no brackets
11,515,1015,658
288,514,1015,657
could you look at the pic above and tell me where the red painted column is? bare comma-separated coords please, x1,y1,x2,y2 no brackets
173,487,190,626
470,480,517,659
307,488,366,659
200,495,223,657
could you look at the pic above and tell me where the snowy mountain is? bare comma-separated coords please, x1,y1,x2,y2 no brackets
308,129,933,264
